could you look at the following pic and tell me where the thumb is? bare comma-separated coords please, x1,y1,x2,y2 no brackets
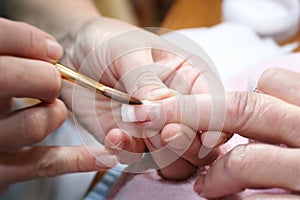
0,18,63,62
115,50,174,100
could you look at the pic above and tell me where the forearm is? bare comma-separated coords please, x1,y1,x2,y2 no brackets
5,0,101,39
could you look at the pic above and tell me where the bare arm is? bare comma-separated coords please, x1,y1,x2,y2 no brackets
5,0,101,39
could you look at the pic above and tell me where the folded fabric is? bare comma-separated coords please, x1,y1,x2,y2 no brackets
222,0,300,41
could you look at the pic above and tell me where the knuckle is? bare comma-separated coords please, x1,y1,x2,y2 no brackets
36,147,90,177
44,65,62,99
227,92,259,132
20,110,49,145
36,151,59,177
19,22,42,52
224,145,250,179
36,63,62,100
279,111,300,146
75,148,89,172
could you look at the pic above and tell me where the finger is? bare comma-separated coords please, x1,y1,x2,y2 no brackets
160,123,220,166
158,158,197,180
134,92,300,147
0,145,118,185
258,68,300,106
194,144,300,198
0,99,67,151
244,194,300,200
0,18,63,62
0,98,12,115
200,131,233,148
160,55,211,95
105,128,145,152
119,63,174,100
143,133,197,180
108,36,174,100
0,56,62,102
105,128,145,164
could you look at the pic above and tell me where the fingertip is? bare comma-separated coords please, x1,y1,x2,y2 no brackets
0,18,63,62
54,99,68,121
45,39,64,63
194,176,204,195
105,129,127,151
201,131,232,148
95,154,119,169
158,159,197,180
160,123,180,142
257,68,277,88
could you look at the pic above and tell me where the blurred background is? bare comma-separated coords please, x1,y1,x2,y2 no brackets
93,0,174,27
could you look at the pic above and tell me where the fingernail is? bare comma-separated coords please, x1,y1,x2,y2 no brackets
198,145,211,158
110,141,125,151
46,39,63,61
121,100,161,122
121,104,137,122
95,154,118,168
164,132,190,150
144,131,163,149
201,131,224,148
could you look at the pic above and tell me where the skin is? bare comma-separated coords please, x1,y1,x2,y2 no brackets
58,17,223,179
194,68,300,199
131,68,300,198
6,2,299,199
4,0,222,185
0,18,116,194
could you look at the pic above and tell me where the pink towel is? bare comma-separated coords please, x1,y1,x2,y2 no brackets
108,53,300,199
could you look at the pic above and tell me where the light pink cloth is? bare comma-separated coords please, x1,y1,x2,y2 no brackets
108,53,300,199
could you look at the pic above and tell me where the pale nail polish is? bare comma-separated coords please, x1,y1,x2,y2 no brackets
121,104,137,122
121,100,161,122
95,154,118,168
164,132,190,150
46,39,63,61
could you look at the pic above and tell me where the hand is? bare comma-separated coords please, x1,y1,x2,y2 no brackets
138,67,300,198
0,18,115,194
59,17,224,179
193,68,300,199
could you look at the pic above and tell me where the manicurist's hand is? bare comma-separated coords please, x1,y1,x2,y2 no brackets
0,18,116,194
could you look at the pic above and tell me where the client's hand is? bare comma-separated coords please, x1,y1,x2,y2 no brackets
133,66,300,198
0,18,114,194
59,17,224,179
133,69,300,199
193,68,300,199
